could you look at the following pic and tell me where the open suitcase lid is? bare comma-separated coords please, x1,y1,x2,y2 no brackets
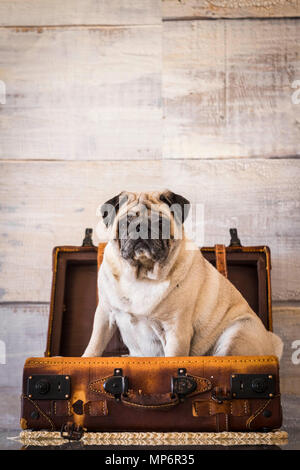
46,228,272,358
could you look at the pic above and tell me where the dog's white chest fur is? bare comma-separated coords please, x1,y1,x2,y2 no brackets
103,263,171,316
100,262,170,356
114,312,165,356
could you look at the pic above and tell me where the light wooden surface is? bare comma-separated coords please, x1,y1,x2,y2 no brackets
0,159,299,302
0,302,299,429
162,0,300,20
1,0,300,25
1,18,299,160
0,26,162,161
163,19,300,159
0,0,161,26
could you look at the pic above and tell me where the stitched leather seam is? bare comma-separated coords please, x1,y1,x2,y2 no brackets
53,400,71,416
22,394,55,430
121,398,180,409
86,400,107,416
246,399,271,430
123,392,176,407
188,375,212,395
225,413,229,431
89,376,114,398
26,358,278,366
194,400,250,417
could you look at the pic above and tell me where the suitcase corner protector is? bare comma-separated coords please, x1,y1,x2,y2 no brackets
20,418,28,430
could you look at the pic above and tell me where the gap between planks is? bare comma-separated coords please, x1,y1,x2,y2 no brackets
1,156,300,163
0,24,161,30
162,16,300,22
1,18,300,30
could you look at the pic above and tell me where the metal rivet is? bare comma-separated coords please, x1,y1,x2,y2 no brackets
269,393,273,398
65,376,69,380
29,376,32,380
232,392,236,397
232,375,235,378
65,394,69,398
268,375,273,379
30,410,39,420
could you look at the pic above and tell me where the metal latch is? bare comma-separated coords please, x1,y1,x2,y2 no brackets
229,228,242,247
61,423,84,441
171,368,197,399
231,374,276,399
103,368,128,401
82,228,95,247
27,375,71,400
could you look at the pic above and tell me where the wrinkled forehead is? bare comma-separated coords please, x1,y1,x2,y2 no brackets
119,191,170,218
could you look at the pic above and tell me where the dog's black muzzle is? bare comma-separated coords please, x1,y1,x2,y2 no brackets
118,215,170,263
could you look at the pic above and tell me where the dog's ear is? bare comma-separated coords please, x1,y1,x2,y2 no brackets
159,190,190,223
101,192,128,228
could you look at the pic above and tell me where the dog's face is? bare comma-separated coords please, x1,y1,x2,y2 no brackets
101,190,190,267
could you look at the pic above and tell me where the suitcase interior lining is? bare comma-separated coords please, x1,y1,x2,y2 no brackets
61,261,97,356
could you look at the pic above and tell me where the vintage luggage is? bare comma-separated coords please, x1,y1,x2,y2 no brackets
20,228,282,437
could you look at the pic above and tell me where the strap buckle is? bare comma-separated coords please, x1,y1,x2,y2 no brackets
211,387,232,404
171,368,197,401
61,422,84,441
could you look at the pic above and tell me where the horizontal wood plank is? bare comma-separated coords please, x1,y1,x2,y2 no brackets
0,0,161,26
0,159,299,302
1,1,300,27
0,26,162,160
163,19,300,158
162,0,300,20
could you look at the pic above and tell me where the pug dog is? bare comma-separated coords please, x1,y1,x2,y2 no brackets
83,190,283,359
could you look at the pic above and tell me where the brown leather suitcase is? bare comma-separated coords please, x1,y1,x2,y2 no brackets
20,228,282,437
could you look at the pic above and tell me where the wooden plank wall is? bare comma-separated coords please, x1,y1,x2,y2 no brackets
0,1,300,420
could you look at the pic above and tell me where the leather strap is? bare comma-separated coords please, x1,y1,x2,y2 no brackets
192,399,251,417
120,376,212,410
215,244,228,278
84,400,108,417
89,374,212,410
121,393,180,410
52,400,72,417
